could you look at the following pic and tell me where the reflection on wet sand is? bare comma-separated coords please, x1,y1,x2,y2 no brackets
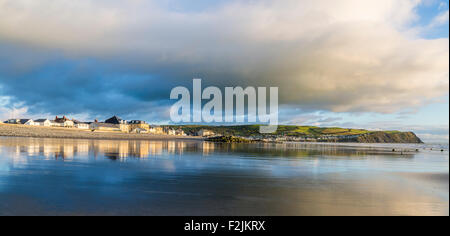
0,137,417,161
0,137,448,216
0,138,202,160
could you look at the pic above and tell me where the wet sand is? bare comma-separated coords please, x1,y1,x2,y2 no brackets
0,123,201,141
0,137,448,216
397,172,449,184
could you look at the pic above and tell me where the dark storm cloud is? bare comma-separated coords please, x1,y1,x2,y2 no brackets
0,0,448,121
0,42,174,119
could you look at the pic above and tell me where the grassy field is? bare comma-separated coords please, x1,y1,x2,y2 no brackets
164,125,380,137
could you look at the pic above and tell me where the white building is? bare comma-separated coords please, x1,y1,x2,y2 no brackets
131,128,148,134
5,119,20,124
176,129,186,136
19,119,34,125
149,126,164,134
198,129,215,137
53,116,74,128
167,129,177,135
34,119,51,127
74,121,90,129
50,121,62,127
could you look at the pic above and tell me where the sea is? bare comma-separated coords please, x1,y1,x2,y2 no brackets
0,136,448,216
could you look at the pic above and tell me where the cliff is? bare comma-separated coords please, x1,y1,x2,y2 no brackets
166,125,424,144
337,131,423,144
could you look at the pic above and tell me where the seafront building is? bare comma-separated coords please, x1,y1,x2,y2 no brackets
53,116,74,127
148,125,164,134
90,122,129,133
4,119,35,125
197,129,215,137
166,128,176,136
88,116,130,132
105,116,127,125
73,120,90,129
130,128,148,134
128,120,150,132
20,119,34,125
34,119,51,127
176,129,186,136
5,119,22,124
2,115,188,136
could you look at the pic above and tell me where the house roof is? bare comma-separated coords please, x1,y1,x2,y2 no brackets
19,119,32,124
34,119,49,122
105,116,123,124
55,116,70,123
54,120,73,123
73,120,89,124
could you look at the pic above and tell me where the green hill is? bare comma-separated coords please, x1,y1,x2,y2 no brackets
164,125,375,137
163,125,422,143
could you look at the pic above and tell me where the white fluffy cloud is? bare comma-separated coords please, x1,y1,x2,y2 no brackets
0,0,448,113
430,9,449,26
0,96,28,120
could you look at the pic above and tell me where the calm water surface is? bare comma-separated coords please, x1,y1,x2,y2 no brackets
0,137,448,216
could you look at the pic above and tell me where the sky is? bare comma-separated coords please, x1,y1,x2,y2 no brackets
0,0,448,142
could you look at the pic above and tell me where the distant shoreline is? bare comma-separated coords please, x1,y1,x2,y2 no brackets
170,125,424,144
0,124,203,142
0,123,424,144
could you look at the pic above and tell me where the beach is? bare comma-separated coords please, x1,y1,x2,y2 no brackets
0,123,201,141
0,136,447,216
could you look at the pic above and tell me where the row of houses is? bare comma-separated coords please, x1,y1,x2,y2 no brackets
4,116,81,128
3,115,188,136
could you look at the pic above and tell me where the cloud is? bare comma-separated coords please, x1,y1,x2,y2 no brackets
439,1,449,10
0,105,29,121
430,9,449,26
0,0,448,119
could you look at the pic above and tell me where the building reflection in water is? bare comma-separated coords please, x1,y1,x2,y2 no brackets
0,137,415,162
201,142,215,155
0,137,207,161
0,138,444,216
